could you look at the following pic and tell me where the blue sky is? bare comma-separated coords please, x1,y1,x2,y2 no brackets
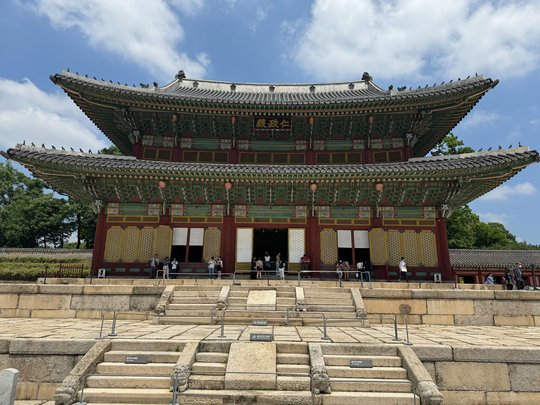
0,0,539,244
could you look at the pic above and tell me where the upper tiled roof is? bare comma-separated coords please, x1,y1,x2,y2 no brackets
51,70,496,107
450,249,540,268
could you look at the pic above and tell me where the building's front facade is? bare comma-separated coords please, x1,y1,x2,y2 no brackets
2,71,538,280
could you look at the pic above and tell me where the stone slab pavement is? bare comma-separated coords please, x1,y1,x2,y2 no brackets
0,318,539,346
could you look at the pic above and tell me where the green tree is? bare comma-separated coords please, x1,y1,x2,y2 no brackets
69,199,97,248
434,133,475,155
446,206,480,249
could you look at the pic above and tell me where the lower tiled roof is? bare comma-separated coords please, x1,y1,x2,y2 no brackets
450,249,540,268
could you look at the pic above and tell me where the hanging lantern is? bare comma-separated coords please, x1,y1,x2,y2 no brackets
231,116,237,125
310,183,318,192
158,180,166,189
224,181,233,190
308,116,315,126
375,183,384,192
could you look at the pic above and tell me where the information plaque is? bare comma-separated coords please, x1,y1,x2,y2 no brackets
252,320,268,326
250,333,273,342
125,355,149,364
350,359,373,368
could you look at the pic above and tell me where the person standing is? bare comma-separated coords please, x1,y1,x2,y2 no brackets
300,254,310,278
170,258,178,279
207,256,216,279
149,253,160,279
216,256,223,279
485,273,495,285
256,257,263,280
264,252,271,270
399,257,408,282
342,260,351,281
275,253,281,277
162,257,170,279
336,260,343,279
279,262,286,280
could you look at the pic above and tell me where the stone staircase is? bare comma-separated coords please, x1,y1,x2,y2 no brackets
178,341,312,404
79,340,184,404
319,343,418,404
301,287,360,326
216,286,301,326
159,285,222,325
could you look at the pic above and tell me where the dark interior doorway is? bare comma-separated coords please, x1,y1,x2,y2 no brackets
253,229,288,263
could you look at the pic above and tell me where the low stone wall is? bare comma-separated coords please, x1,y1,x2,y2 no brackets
362,288,540,326
415,345,540,404
0,284,163,319
0,338,95,400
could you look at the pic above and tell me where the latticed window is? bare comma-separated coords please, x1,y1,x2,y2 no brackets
317,206,331,218
423,206,436,219
381,206,396,218
210,204,224,216
234,205,248,217
107,202,120,215
294,206,307,218
147,203,160,216
170,204,185,216
358,206,371,218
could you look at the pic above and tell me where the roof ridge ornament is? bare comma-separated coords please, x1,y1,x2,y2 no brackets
175,70,186,81
361,72,373,82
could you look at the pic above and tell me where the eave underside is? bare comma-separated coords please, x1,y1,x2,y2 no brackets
3,146,537,211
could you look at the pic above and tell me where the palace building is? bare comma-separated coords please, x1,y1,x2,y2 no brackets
2,71,538,280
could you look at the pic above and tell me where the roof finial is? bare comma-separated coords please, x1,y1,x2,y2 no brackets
175,70,186,80
361,72,373,81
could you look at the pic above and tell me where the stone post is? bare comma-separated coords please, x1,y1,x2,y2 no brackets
0,368,19,405
308,343,331,394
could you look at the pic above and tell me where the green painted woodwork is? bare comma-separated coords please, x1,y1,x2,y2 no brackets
396,207,422,218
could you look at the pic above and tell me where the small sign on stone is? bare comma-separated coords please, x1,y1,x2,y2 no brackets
350,359,373,368
252,319,268,326
250,333,273,342
125,355,149,364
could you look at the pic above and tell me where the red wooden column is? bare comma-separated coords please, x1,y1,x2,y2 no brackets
307,216,320,271
91,210,107,276
436,216,452,280
221,216,236,274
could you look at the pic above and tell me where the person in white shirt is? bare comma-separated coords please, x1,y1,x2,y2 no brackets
399,257,408,282
208,256,215,279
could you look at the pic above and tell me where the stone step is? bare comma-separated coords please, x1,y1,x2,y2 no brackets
104,351,181,363
191,362,226,374
277,364,310,375
276,342,308,354
305,305,356,312
326,366,407,379
215,317,303,326
80,388,171,403
172,291,220,297
276,376,311,391
178,389,312,404
320,345,398,356
188,374,224,390
228,291,248,297
305,298,353,305
299,311,358,319
164,309,216,317
277,353,309,365
95,362,175,376
302,318,361,327
110,341,185,352
277,292,296,298
158,316,213,325
196,352,228,363
170,298,217,304
173,286,222,291
330,378,411,392
321,391,419,405
86,375,170,389
324,355,402,367
166,303,216,310
199,341,231,353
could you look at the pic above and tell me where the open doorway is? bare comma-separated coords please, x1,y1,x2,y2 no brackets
253,229,288,263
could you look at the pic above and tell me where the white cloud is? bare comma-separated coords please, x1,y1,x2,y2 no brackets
477,212,509,225
24,0,209,81
249,5,269,32
0,78,107,152
291,0,540,82
461,109,501,129
479,182,537,201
